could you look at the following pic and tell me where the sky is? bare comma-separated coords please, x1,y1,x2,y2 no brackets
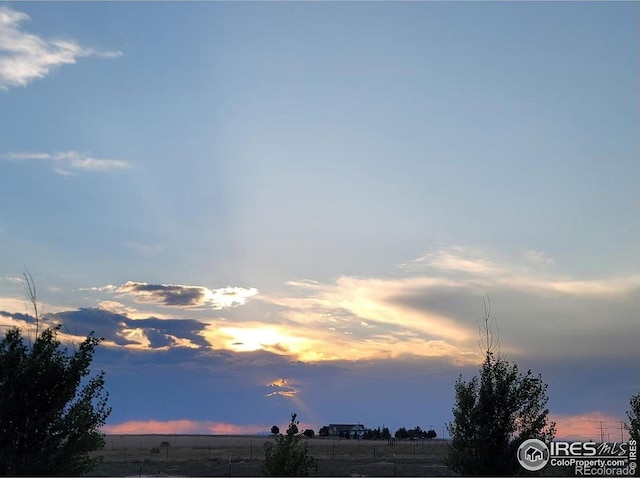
0,1,638,442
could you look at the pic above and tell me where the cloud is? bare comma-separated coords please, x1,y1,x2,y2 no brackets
401,246,504,276
0,309,33,325
0,151,132,174
400,246,640,297
3,297,631,439
117,281,207,307
0,275,24,285
102,419,269,435
201,321,331,361
263,246,639,363
97,300,137,315
265,378,299,398
46,307,210,350
264,276,479,363
0,6,122,89
3,246,637,367
104,280,258,309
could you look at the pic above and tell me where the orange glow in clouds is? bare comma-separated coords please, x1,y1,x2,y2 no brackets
102,420,268,435
550,412,630,442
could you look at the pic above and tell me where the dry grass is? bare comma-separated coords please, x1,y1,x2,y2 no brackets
87,434,454,476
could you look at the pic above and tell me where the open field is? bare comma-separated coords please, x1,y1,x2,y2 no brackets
87,434,454,476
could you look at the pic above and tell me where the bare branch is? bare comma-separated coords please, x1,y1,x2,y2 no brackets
477,293,500,358
22,267,40,343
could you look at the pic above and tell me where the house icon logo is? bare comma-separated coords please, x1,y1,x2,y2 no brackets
517,439,550,471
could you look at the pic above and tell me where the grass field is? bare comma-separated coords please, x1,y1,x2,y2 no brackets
87,434,454,476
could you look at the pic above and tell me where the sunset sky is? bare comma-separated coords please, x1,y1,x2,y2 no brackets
0,1,638,442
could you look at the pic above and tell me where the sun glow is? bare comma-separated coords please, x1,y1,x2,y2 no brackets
199,320,477,364
203,323,330,361
218,326,298,352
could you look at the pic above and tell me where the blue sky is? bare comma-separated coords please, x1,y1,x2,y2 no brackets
0,1,638,440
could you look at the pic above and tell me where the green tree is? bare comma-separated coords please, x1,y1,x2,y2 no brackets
271,425,280,435
446,298,555,476
262,413,315,476
0,272,111,475
626,391,640,443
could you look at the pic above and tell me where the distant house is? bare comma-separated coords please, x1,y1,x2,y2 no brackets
326,424,367,438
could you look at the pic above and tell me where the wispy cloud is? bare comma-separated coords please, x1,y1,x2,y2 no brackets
0,6,122,90
400,246,504,276
264,246,639,362
0,151,132,174
107,281,259,309
397,245,639,297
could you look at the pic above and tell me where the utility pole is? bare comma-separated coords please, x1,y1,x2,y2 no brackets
598,421,607,443
619,421,625,442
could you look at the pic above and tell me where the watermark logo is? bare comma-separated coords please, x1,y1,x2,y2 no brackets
517,439,637,476
517,438,550,471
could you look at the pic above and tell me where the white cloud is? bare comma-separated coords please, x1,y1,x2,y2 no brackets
399,245,504,276
1,275,24,284
0,6,122,89
0,150,132,174
208,286,259,309
79,284,118,293
97,300,137,316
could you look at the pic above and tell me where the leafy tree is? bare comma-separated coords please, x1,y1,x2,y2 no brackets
446,298,555,476
0,326,111,475
318,425,329,437
626,392,640,443
271,425,280,435
262,413,314,476
394,427,409,439
447,351,555,476
303,429,314,438
364,426,385,440
0,272,111,475
426,429,437,439
381,426,391,440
